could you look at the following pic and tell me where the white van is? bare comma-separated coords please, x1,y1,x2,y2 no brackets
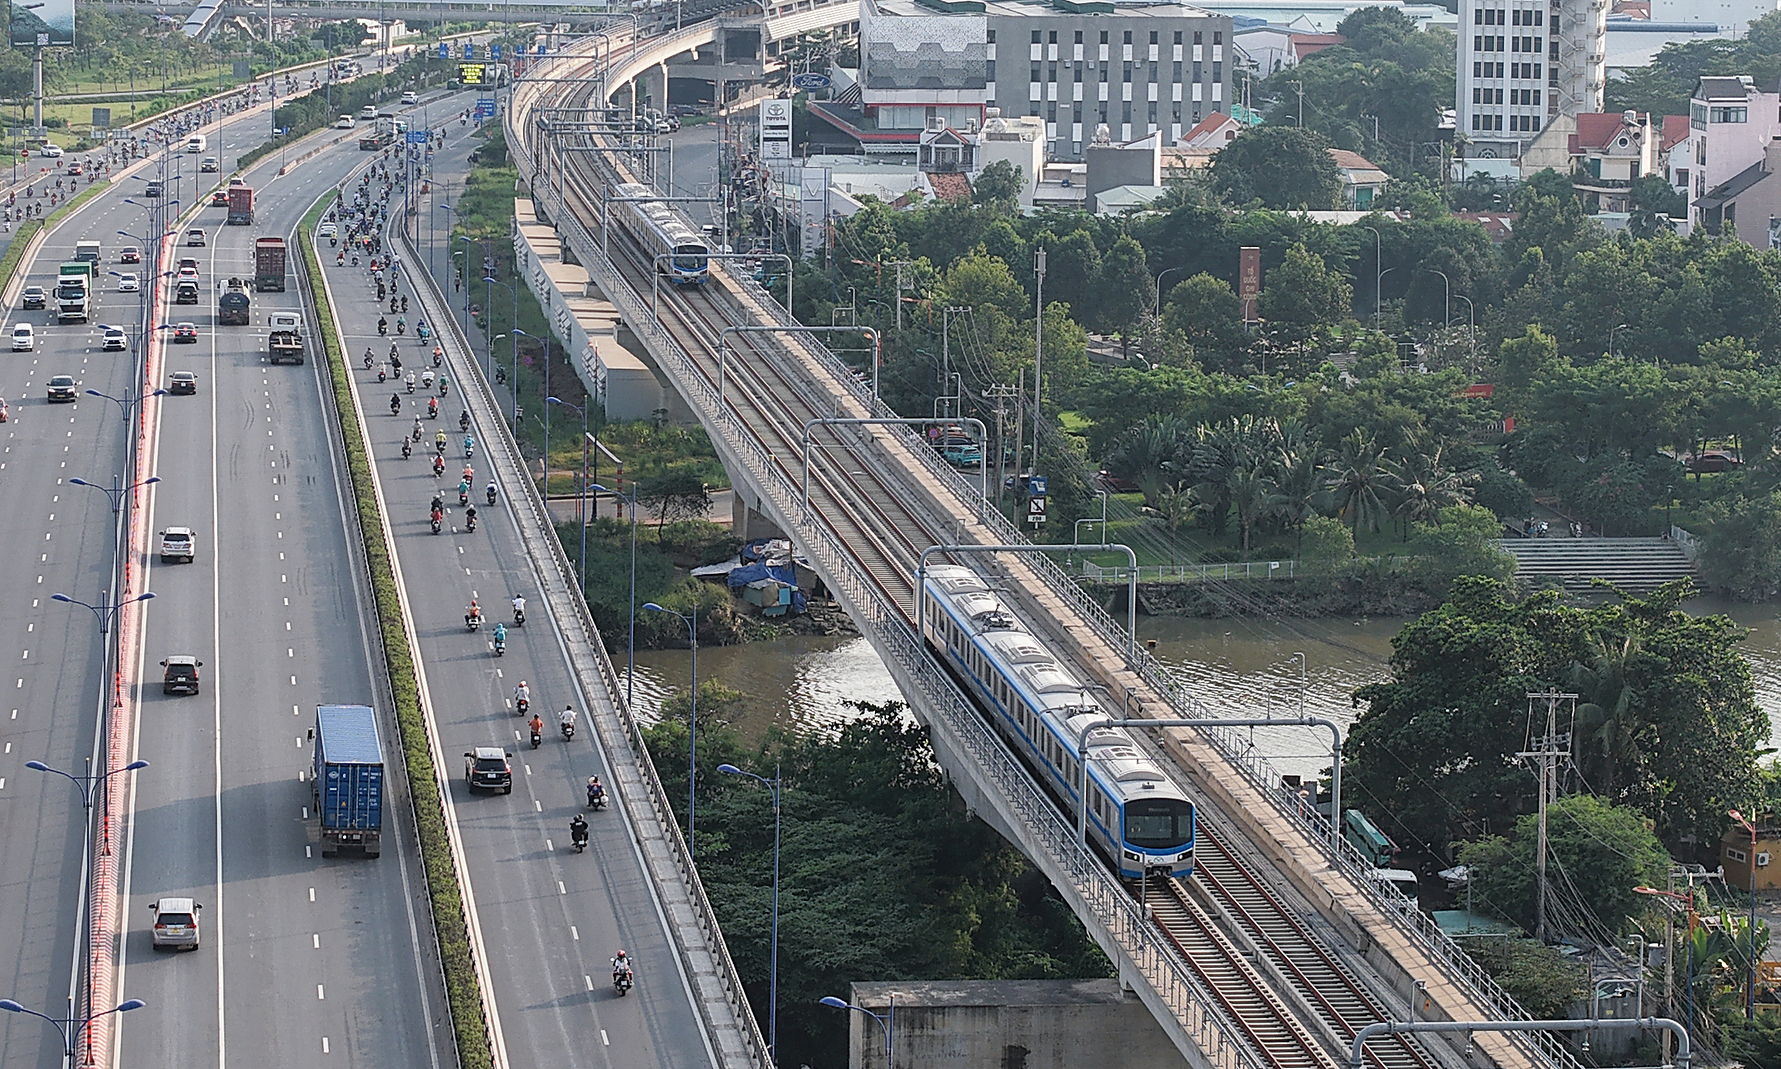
185,134,206,154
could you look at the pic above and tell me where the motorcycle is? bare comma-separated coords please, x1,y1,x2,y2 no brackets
430,509,442,534
458,487,470,507
513,607,526,627
362,351,374,370
486,486,498,506
466,512,478,533
388,395,401,416
529,726,542,749
587,785,608,811
396,320,406,335
571,821,589,853
432,455,445,478
377,318,387,336
401,439,412,460
464,440,475,460
493,635,505,656
459,412,471,433
377,366,387,383
516,696,529,717
405,374,415,394
412,422,423,442
432,349,443,369
613,968,633,997
428,398,439,419
466,611,482,632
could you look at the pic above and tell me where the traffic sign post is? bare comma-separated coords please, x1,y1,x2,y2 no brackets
1027,496,1047,525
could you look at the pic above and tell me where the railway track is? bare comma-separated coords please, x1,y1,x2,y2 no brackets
519,62,1461,1069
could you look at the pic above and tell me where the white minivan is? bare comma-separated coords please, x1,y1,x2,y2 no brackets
11,323,33,351
185,133,206,154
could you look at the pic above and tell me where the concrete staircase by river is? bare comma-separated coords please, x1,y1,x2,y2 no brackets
1495,536,1696,591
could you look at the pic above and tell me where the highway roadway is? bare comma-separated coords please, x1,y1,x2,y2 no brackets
0,93,458,1069
324,110,721,1069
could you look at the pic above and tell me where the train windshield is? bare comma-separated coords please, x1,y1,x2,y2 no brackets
1124,799,1194,849
672,244,707,271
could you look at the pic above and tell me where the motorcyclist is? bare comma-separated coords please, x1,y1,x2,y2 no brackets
587,776,606,807
612,951,632,984
431,493,445,514
412,415,424,440
396,316,406,335
428,396,439,418
364,347,375,369
432,454,446,477
464,434,475,458
405,371,416,393
493,622,507,646
430,504,443,530
389,393,401,416
435,431,448,454
558,704,577,734
464,505,478,531
570,813,589,846
514,681,530,711
486,481,498,506
378,316,387,335
465,600,482,627
512,595,526,624
401,438,412,459
459,410,471,433
528,712,544,739
422,369,435,390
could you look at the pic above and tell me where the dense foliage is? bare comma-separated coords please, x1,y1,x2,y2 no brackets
643,699,1110,1069
1348,578,1766,854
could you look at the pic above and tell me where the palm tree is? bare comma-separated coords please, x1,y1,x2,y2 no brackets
1330,430,1394,537
1226,446,1278,558
1389,435,1478,536
1268,423,1330,551
1107,415,1193,509
1568,631,1646,796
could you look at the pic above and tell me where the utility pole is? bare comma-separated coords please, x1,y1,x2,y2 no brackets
1518,692,1576,944
1013,367,1025,495
892,259,913,333
987,383,1016,511
1295,81,1305,128
941,305,967,418
1032,246,1046,476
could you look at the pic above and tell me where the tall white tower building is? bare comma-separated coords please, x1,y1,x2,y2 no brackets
1456,0,1606,160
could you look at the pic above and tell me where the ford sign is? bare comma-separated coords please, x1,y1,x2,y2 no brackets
791,72,831,90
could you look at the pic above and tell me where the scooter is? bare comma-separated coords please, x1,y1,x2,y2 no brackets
571,823,589,853
466,512,478,533
466,612,482,632
493,635,505,656
530,726,542,748
560,720,576,741
377,366,387,383
486,486,498,506
401,439,412,460
430,510,442,534
613,968,633,997
516,696,529,718
587,785,608,811
458,487,470,507
513,607,526,627
432,455,446,478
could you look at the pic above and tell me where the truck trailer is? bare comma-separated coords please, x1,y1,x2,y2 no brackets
310,704,384,858
226,185,254,226
254,237,287,292
266,311,304,364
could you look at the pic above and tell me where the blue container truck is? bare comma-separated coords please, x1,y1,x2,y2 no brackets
311,704,385,858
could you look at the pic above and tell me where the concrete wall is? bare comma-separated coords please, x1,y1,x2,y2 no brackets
512,198,668,422
839,980,1180,1069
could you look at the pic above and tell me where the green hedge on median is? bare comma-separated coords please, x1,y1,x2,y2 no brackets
298,199,495,1069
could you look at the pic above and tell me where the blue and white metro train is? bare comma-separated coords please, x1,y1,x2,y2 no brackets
922,564,1196,880
611,181,709,285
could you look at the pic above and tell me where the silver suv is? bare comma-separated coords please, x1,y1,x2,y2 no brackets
150,898,201,950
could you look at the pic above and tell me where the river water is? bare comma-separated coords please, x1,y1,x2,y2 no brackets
625,596,1781,778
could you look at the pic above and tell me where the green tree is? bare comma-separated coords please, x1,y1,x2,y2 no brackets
1329,430,1394,535
972,158,1023,211
1458,796,1671,937
1700,492,1781,600
1209,127,1341,210
1349,578,1767,850
1162,273,1248,371
1096,235,1151,334
1463,939,1588,1020
1259,243,1354,338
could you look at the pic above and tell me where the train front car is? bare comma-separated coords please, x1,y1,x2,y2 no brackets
666,229,710,284
923,565,1195,882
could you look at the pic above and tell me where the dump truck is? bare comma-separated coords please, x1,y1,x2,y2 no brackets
266,311,303,365
226,185,254,226
310,704,384,858
358,113,397,151
217,278,251,325
254,236,286,292
56,262,92,322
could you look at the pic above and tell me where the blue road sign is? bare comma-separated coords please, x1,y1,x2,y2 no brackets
463,42,474,60
475,98,497,119
536,44,547,56
438,42,449,59
406,130,430,144
1029,475,1048,496
491,43,501,60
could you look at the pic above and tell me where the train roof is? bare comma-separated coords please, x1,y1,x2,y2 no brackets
927,564,987,593
953,590,1018,630
979,629,1053,666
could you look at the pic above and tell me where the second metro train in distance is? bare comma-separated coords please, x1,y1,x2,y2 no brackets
921,563,1196,880
611,181,709,285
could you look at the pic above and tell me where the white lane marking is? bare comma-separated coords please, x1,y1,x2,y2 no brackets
570,926,579,941
557,881,566,895
308,887,316,903
322,1038,330,1054
585,976,593,992
313,934,320,949
317,985,324,1000
601,1030,610,1046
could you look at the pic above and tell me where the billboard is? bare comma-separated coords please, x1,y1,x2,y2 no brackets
12,0,73,48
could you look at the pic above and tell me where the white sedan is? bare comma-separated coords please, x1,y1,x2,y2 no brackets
117,272,140,292
318,222,337,238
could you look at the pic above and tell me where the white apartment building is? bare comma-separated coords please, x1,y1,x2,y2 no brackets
1456,0,1606,160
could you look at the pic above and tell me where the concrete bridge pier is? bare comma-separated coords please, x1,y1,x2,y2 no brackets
730,492,788,542
633,62,668,116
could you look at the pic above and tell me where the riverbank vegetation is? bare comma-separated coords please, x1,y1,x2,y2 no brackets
643,697,1110,1069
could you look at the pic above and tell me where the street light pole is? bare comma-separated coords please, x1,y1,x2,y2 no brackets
70,475,161,514
546,396,589,596
1426,267,1451,328
718,761,781,1061
643,602,697,851
482,274,517,395
0,997,147,1065
1731,808,1761,1020
819,993,894,1064
592,483,638,713
1362,224,1382,324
